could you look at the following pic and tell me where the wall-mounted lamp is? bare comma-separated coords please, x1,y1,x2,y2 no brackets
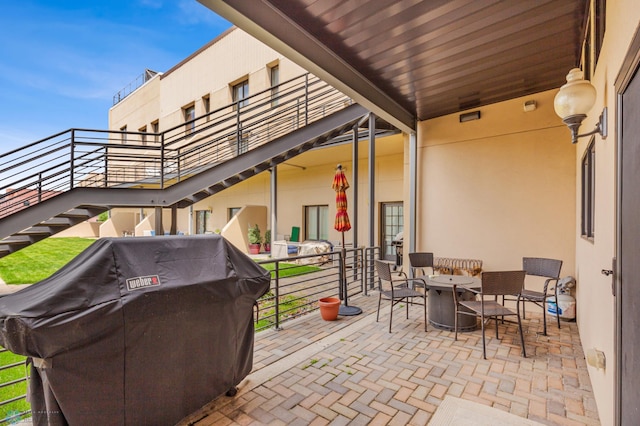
554,68,607,144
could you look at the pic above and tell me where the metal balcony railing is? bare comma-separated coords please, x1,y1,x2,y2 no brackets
0,73,351,220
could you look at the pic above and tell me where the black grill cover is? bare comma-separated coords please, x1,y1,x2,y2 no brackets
0,235,270,425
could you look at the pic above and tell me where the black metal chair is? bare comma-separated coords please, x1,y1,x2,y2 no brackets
519,257,563,336
453,271,527,359
408,252,434,278
374,260,427,333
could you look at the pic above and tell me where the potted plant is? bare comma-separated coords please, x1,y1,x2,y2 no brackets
263,229,271,253
248,224,262,254
318,297,341,321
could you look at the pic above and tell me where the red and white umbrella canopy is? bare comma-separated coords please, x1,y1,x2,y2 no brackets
332,165,351,233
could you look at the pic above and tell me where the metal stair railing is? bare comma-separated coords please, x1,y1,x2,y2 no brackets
0,73,352,220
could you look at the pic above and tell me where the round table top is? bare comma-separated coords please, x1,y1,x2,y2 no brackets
425,274,480,290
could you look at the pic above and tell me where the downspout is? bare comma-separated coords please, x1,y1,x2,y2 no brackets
270,167,277,246
368,114,376,248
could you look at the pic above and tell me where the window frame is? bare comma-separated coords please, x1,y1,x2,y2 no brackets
228,207,241,221
120,125,127,144
202,95,211,121
151,120,159,143
183,104,196,135
581,136,596,240
138,125,147,146
304,204,329,240
270,64,280,107
232,79,249,110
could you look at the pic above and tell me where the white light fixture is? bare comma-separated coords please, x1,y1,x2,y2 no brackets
554,68,607,144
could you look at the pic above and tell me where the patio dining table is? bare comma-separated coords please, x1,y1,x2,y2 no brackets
425,275,481,331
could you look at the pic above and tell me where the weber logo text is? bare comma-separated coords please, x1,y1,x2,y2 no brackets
126,275,161,291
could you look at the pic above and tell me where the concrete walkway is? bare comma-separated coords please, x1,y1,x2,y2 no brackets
0,277,30,296
179,293,600,426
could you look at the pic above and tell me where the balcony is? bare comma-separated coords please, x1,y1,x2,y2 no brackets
0,249,599,425
203,251,598,425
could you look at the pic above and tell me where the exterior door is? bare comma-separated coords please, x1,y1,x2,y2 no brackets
380,202,403,262
618,48,640,424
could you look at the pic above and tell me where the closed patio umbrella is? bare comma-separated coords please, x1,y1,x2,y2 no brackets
332,164,361,316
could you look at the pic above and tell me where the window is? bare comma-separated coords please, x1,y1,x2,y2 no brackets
151,120,159,143
138,126,147,146
120,126,127,144
582,137,596,239
232,79,249,109
270,65,280,107
304,205,329,240
381,202,404,261
228,207,241,221
183,105,195,135
202,95,211,121
594,0,606,66
195,210,210,234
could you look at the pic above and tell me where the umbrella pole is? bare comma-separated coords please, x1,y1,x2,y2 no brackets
338,231,362,316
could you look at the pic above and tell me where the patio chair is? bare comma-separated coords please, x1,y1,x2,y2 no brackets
408,252,434,278
374,260,427,333
519,257,563,336
453,270,527,359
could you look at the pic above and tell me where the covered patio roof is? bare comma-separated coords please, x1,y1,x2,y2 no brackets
197,0,587,133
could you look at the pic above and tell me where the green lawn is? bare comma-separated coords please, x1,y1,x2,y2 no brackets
259,262,321,278
0,237,96,284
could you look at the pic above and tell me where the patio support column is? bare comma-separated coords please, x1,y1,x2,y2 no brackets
270,167,277,245
154,206,163,236
170,206,177,235
352,125,358,249
409,131,417,264
368,114,376,248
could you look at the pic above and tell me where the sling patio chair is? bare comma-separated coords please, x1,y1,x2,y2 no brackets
408,252,435,278
453,270,527,359
374,260,428,333
519,257,563,336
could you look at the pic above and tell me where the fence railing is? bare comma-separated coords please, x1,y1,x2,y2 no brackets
0,347,29,424
0,73,351,219
0,246,381,423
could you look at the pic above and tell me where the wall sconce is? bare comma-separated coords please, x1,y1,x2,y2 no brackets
554,68,607,144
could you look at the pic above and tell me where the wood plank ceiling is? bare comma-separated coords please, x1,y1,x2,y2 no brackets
199,0,588,132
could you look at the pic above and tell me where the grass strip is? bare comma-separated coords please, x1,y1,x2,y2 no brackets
0,237,95,284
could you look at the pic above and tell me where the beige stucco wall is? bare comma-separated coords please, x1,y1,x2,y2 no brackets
574,1,640,423
415,89,576,292
109,74,161,135
190,134,405,247
54,221,100,238
221,205,268,252
109,28,305,135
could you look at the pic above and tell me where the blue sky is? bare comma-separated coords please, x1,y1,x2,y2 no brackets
0,1,231,153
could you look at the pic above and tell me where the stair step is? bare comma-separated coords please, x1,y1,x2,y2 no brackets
16,227,56,237
59,208,103,219
38,217,75,228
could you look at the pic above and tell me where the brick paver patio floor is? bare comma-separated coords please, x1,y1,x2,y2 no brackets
179,292,600,426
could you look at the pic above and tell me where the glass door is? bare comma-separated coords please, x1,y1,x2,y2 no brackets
380,202,403,262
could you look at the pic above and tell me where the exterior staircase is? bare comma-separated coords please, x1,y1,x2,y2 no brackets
0,74,373,258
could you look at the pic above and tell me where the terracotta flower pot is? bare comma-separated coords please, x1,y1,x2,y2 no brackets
248,243,261,254
318,297,340,321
